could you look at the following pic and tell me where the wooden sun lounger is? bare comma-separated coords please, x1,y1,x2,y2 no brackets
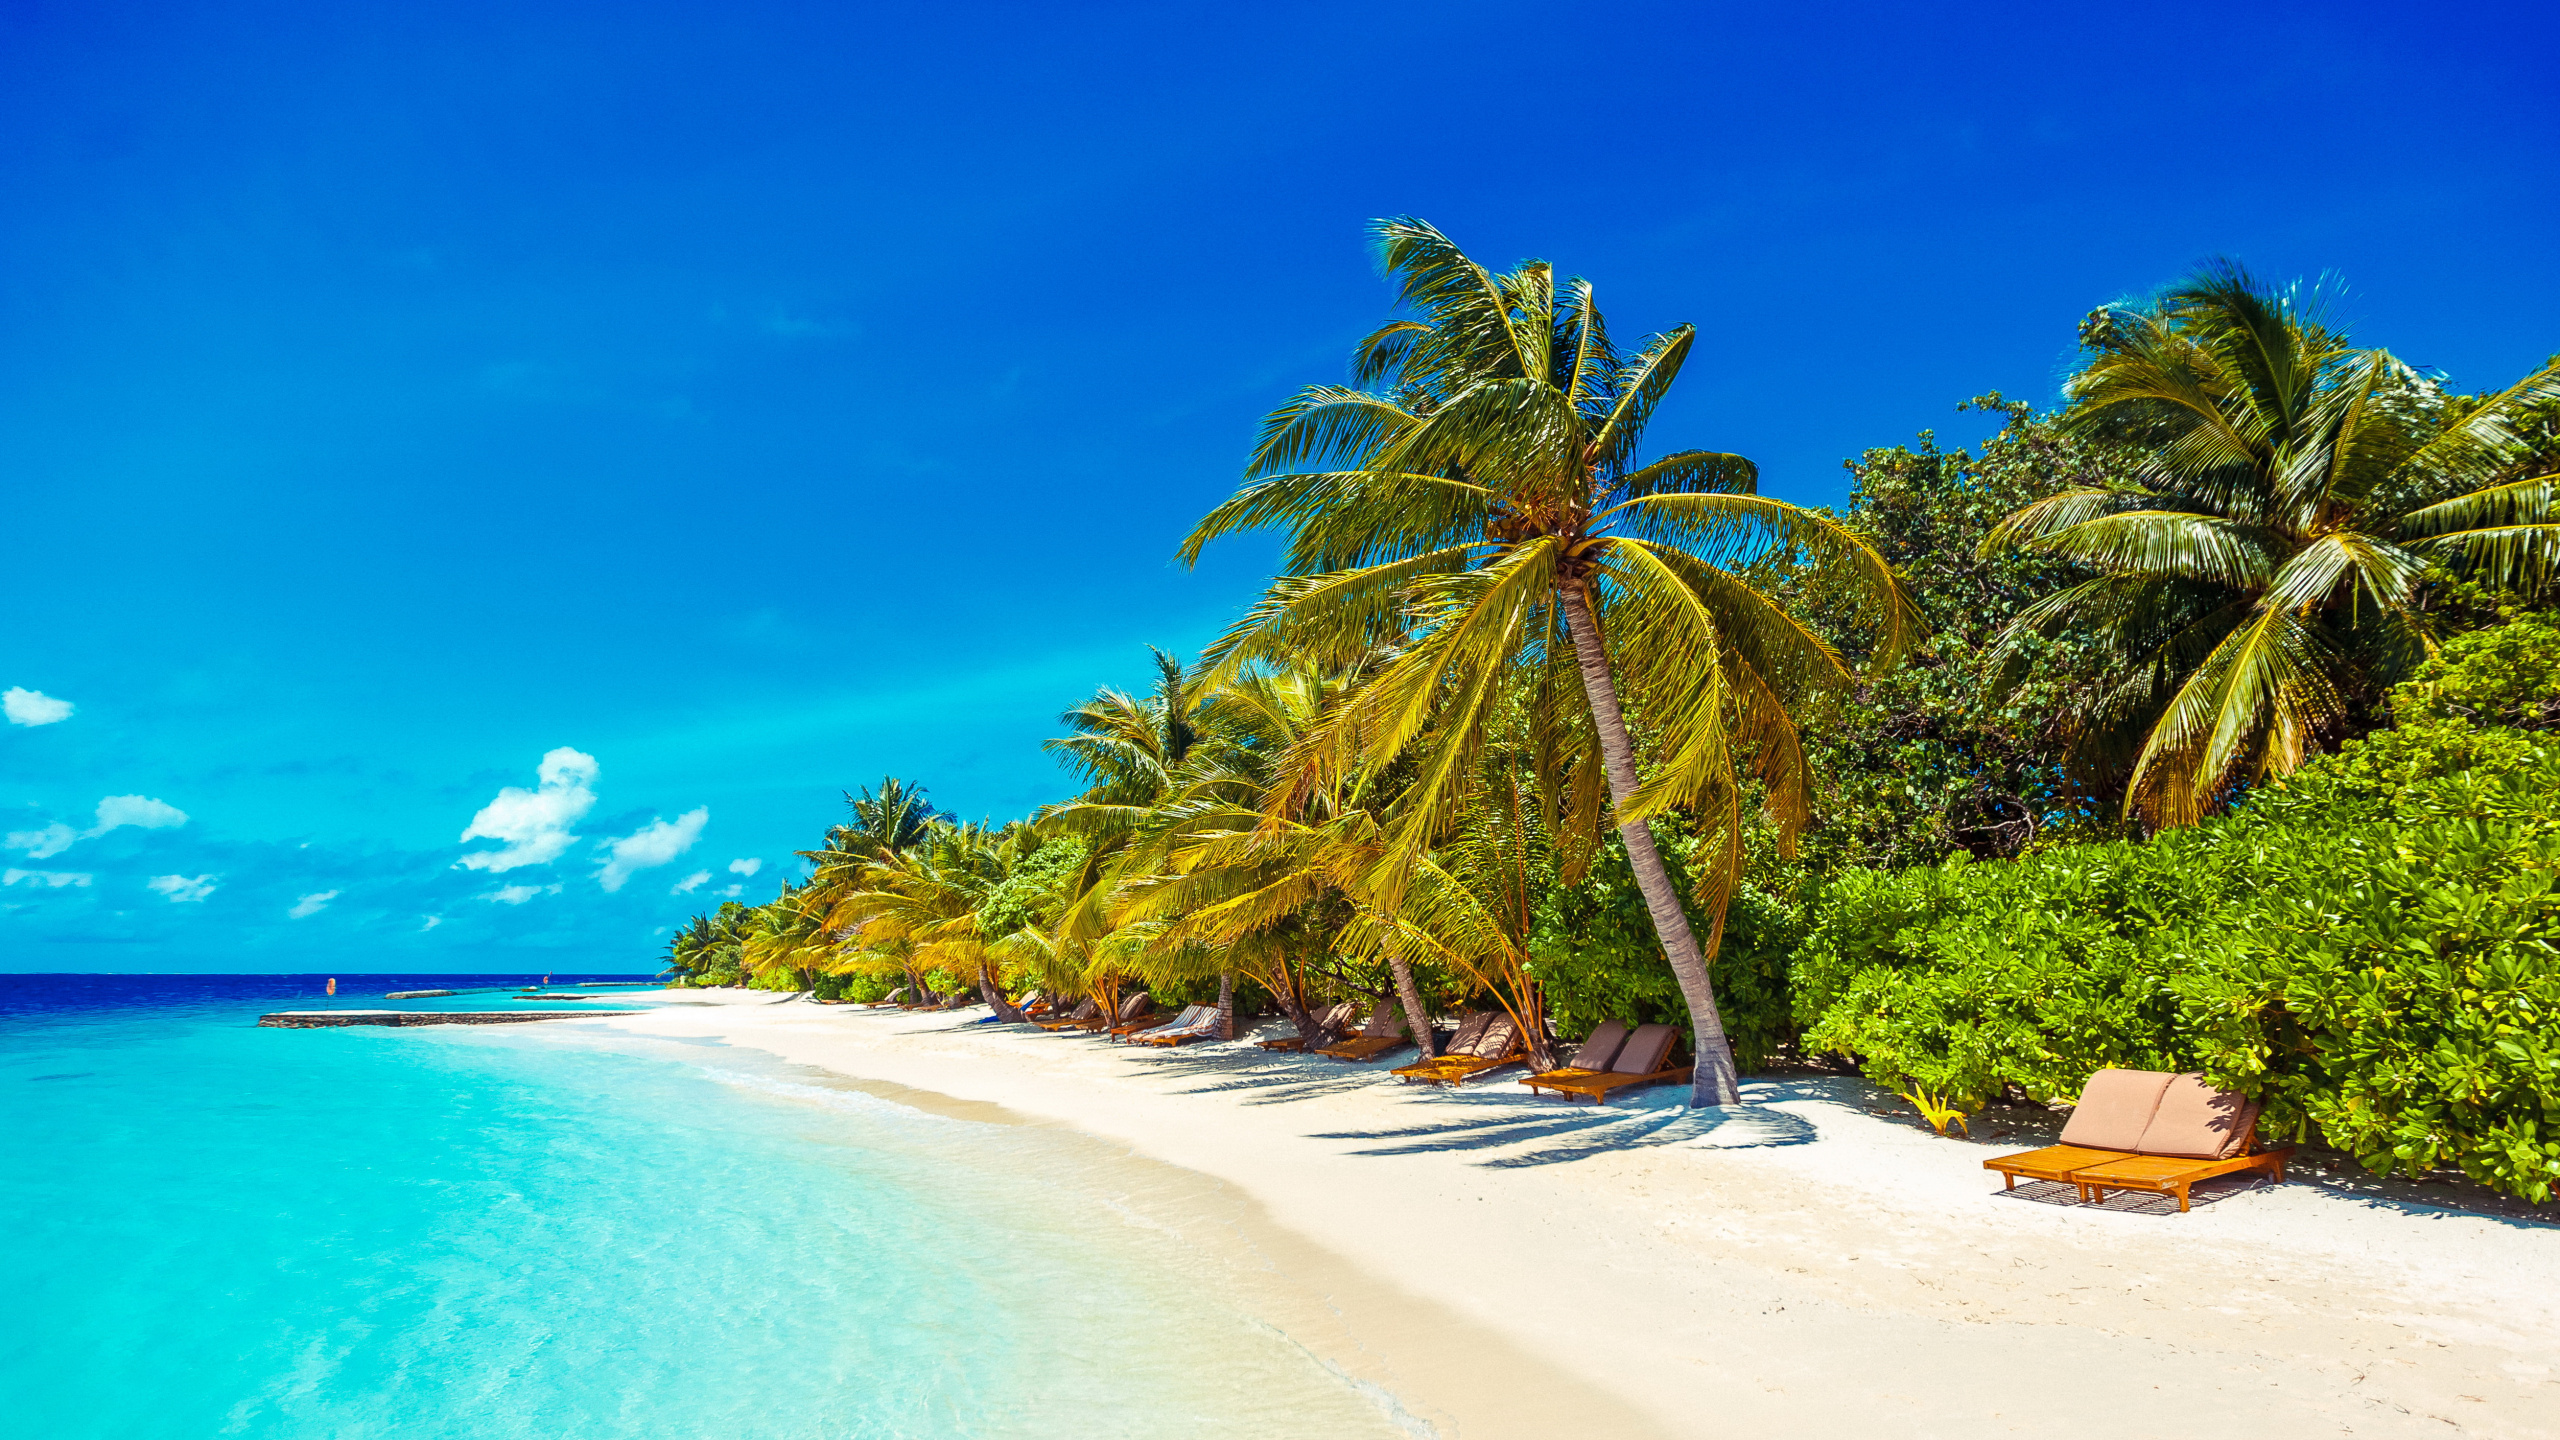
1394,1011,1491,1080
1314,1003,1411,1062
1114,1004,1203,1042
1981,1069,2292,1212
1523,1061,1693,1104
1261,1002,1356,1052
1394,1011,1525,1086
1399,1040,1527,1087
2075,1149,2294,1212
1097,996,1164,1035
1983,1145,2141,1194
1131,1012,1223,1047
1316,1034,1413,1062
1519,1022,1687,1104
1031,1000,1102,1032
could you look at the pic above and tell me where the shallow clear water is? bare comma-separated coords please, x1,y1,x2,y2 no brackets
1,976,1408,1438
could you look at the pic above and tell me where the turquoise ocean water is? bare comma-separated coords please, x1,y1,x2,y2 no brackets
2,976,1410,1438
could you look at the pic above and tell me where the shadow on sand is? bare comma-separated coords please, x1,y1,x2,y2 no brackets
1098,1032,1820,1169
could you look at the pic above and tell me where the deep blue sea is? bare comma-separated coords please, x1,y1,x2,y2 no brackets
1,975,1408,1438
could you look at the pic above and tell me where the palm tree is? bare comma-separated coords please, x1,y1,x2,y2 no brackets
1984,262,2560,825
666,901,755,985
1101,659,1447,1055
824,822,1026,1014
740,883,834,992
833,777,948,859
1181,219,1916,1105
1040,649,1267,1036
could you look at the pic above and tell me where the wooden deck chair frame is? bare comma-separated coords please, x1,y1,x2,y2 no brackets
1115,1003,1206,1043
1099,995,1167,1036
1394,1012,1525,1087
1261,1001,1355,1052
1131,1011,1222,1048
1982,1071,2295,1213
1032,998,1103,1032
1519,1023,1688,1104
1314,1003,1412,1062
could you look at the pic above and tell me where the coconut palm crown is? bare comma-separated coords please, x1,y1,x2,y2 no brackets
1984,261,2560,826
1180,218,1917,1106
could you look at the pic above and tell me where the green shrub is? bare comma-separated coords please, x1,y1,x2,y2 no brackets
813,971,896,1003
2390,608,2560,732
1528,826,1804,1070
1794,663,2560,1202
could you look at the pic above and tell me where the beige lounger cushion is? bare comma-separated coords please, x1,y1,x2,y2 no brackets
1567,1020,1628,1072
1609,1023,1676,1077
1294,1002,1355,1045
1359,1005,1400,1038
1445,1012,1493,1055
1117,994,1151,1021
1469,1016,1518,1058
2136,1073,2261,1159
2058,1068,2173,1151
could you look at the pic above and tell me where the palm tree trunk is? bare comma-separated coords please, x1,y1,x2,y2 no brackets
980,972,1023,1022
1558,581,1744,1106
1269,957,1318,1045
1387,952,1437,1059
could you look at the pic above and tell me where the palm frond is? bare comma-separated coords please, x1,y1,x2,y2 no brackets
2016,511,2284,590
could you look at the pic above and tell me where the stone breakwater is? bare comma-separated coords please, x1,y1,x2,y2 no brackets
258,1010,642,1028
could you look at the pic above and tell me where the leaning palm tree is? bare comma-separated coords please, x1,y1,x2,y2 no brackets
1107,660,1444,1055
1181,219,1916,1105
1984,262,2560,825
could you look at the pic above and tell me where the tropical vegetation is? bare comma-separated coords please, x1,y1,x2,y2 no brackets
665,224,2560,1203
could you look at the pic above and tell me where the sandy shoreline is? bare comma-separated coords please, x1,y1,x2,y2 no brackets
568,991,2557,1439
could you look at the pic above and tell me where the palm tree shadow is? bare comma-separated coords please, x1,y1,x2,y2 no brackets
1479,1100,1817,1167
1303,1086,1819,1167
1129,1039,1404,1105
1126,1042,1823,1167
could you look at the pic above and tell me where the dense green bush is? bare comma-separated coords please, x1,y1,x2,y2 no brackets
1529,825,1805,1070
1793,621,2560,1201
2390,608,2560,733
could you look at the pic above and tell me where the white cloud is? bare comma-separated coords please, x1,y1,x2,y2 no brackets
4,688,74,726
4,868,92,888
419,915,444,931
458,747,598,872
596,806,709,892
4,796,188,860
727,857,762,877
7,823,77,859
87,795,188,836
148,874,217,903
288,890,339,919
669,870,711,895
484,883,562,905
719,883,743,898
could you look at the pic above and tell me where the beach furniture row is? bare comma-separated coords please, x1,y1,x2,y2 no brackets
842,989,2295,1212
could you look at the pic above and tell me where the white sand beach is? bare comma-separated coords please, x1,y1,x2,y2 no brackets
579,992,2558,1440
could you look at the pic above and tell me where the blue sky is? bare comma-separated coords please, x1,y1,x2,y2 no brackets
3,0,2554,972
